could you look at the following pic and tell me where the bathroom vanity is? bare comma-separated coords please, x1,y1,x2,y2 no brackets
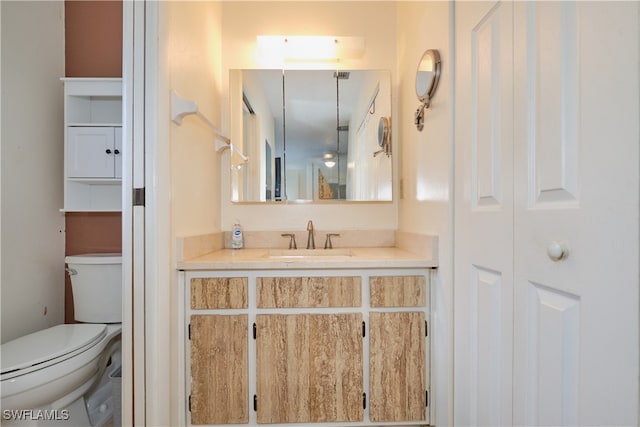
178,247,436,426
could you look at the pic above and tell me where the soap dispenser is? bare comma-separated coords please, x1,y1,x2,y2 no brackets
231,223,244,249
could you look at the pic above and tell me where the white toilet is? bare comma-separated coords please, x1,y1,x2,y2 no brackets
1,253,122,426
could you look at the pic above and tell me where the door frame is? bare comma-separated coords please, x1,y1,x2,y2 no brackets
123,1,172,425
122,1,145,424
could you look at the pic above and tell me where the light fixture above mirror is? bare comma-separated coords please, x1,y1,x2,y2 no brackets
323,152,337,168
414,49,441,131
257,35,365,62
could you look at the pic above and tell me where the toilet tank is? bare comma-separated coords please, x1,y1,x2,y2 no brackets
65,253,122,323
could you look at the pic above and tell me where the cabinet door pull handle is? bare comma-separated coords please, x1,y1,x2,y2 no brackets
114,149,120,155
105,149,112,154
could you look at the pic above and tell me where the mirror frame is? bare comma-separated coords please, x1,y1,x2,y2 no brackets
414,49,441,131
415,49,441,105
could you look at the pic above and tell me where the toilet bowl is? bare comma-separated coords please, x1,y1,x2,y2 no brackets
0,253,122,426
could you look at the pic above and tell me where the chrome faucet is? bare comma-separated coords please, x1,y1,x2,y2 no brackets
306,220,315,249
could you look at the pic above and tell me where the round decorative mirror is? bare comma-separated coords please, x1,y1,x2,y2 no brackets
375,116,392,157
414,49,441,131
415,49,441,105
378,116,390,147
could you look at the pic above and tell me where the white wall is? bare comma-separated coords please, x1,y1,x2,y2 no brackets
219,1,398,232
396,2,453,426
0,1,65,343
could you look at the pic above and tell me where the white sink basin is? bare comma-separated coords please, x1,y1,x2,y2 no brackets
266,248,353,259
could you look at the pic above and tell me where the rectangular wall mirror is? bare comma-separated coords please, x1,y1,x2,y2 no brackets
228,69,392,203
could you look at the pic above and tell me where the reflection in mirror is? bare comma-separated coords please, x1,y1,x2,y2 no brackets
375,116,391,158
229,69,392,203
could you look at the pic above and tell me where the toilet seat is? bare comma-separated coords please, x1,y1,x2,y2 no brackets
1,324,107,380
1,323,121,413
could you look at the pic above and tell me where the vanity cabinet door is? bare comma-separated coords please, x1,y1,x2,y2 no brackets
370,275,426,307
369,311,426,422
191,277,248,309
187,276,249,425
257,276,361,308
256,313,363,423
190,314,248,424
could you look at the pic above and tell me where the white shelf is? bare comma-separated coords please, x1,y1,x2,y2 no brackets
67,178,122,185
68,123,122,127
60,208,122,213
63,78,123,212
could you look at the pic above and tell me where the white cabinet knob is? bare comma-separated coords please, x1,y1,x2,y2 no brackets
547,241,568,261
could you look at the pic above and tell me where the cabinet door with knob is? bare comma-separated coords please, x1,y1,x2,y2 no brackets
67,126,122,178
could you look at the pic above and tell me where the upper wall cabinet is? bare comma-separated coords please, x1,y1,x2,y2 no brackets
62,78,122,212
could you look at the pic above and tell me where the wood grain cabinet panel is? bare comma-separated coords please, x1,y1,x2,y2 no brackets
370,275,426,307
369,311,426,422
190,314,248,424
256,313,363,423
191,277,248,309
185,270,430,426
257,276,361,308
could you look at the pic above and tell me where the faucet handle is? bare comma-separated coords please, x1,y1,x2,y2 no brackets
324,233,340,249
281,233,297,249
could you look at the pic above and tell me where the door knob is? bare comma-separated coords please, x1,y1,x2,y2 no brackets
547,241,569,261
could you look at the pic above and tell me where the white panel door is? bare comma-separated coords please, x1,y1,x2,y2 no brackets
454,2,514,426
513,2,639,426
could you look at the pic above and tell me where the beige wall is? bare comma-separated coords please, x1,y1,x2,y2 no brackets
397,2,453,425
163,2,224,424
169,2,224,239
1,1,66,343
219,1,399,231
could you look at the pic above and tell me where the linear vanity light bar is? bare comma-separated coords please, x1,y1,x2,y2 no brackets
257,35,365,61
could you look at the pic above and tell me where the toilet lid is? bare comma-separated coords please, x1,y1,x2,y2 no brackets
1,324,106,375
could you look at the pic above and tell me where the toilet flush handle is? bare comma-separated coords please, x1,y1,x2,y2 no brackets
66,267,77,276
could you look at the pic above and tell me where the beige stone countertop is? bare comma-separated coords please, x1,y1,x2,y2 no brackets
177,247,438,271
